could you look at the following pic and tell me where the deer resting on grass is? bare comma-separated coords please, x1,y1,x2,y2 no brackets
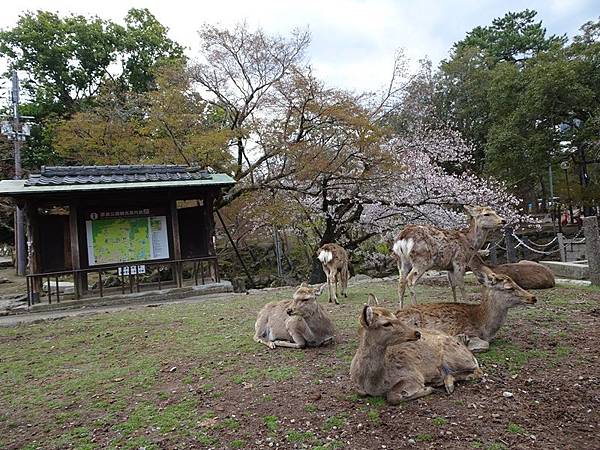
392,205,506,308
317,243,350,305
391,270,537,352
254,283,335,349
469,252,555,290
350,302,482,404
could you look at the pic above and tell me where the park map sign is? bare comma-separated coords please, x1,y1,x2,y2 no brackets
85,209,169,266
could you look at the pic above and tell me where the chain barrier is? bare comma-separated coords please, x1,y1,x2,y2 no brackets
510,233,562,255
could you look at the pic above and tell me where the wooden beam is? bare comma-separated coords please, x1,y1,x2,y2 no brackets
24,201,42,302
170,200,183,287
69,204,86,296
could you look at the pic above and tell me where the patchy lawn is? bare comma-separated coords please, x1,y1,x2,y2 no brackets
0,279,598,449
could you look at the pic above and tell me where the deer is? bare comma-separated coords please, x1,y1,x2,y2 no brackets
389,270,537,352
392,205,506,308
469,252,555,290
350,302,482,404
254,282,335,349
317,243,350,305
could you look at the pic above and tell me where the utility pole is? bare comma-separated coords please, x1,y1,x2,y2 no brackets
1,70,30,276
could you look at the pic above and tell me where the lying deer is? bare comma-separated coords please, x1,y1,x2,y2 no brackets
469,252,555,290
391,270,537,352
350,303,482,404
393,205,506,308
254,283,335,349
317,243,350,304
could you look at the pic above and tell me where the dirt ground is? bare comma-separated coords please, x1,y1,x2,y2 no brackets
0,278,598,449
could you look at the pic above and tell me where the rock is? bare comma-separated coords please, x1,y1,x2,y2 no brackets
502,391,514,398
350,274,372,283
42,281,75,294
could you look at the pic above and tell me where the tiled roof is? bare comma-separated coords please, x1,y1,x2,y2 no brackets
25,165,213,186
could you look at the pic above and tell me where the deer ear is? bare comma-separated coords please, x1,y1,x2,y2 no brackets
362,305,374,327
367,294,379,306
300,282,308,288
463,205,474,215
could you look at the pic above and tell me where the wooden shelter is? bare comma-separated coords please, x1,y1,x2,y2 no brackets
0,165,235,305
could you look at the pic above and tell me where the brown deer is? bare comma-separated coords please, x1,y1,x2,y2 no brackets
350,303,482,404
393,205,506,308
469,252,555,290
391,270,537,352
254,283,335,349
317,243,349,305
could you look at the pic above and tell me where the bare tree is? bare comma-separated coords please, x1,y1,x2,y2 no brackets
190,23,310,180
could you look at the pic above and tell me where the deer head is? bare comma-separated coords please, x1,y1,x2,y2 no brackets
359,304,421,346
286,282,326,317
475,271,537,306
464,205,506,230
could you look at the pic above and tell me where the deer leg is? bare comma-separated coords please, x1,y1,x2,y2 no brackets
325,269,334,303
398,258,410,309
387,379,433,404
466,337,489,353
444,374,455,394
320,335,335,346
341,267,348,298
328,269,339,305
254,336,277,349
286,315,316,347
406,267,425,306
447,270,458,302
452,262,467,301
272,340,303,349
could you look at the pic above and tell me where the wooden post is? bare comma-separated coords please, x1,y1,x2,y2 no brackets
583,216,600,286
170,200,183,287
24,201,42,303
504,227,516,263
489,241,498,265
69,204,85,297
557,232,566,262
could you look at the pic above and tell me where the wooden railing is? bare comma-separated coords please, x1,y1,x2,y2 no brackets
25,256,220,306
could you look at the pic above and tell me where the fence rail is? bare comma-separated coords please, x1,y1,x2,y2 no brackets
25,256,220,307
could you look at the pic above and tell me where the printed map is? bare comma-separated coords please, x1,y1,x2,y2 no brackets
90,218,151,264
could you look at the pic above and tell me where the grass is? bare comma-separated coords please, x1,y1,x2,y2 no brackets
366,408,381,425
0,280,595,449
263,415,279,432
507,422,525,434
478,339,549,374
322,413,347,431
415,433,434,442
432,416,448,426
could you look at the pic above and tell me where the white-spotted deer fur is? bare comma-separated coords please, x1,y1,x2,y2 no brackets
469,253,555,290
317,243,349,305
350,303,482,404
393,270,537,352
393,205,506,308
254,283,335,349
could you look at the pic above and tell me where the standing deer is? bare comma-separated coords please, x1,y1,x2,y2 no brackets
391,270,537,352
469,252,555,290
350,303,482,404
393,205,506,308
317,243,349,305
254,283,335,349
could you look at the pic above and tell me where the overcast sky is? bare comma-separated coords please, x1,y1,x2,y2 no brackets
1,0,598,93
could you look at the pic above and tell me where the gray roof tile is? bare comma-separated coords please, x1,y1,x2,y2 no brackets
25,165,213,186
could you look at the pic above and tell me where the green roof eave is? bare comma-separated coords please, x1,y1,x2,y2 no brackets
0,173,236,197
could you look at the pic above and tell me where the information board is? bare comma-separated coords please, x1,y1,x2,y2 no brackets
85,216,169,266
